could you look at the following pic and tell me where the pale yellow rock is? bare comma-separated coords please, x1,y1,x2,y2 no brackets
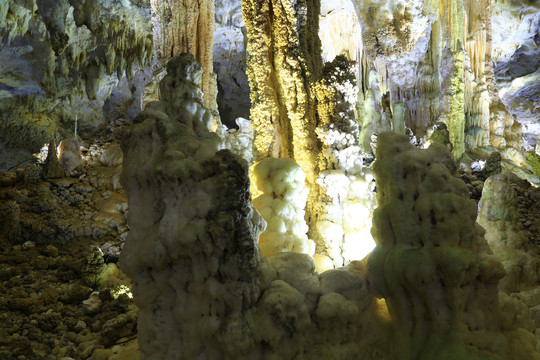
313,253,334,273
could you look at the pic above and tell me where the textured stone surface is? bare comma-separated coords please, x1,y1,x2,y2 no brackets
0,139,127,250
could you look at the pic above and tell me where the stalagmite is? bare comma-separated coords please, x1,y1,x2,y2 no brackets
250,158,315,257
367,132,540,360
120,54,263,359
2,1,540,358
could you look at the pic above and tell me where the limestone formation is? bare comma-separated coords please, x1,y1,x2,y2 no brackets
120,54,263,358
213,0,251,127
242,0,322,187
493,2,540,152
367,132,539,360
42,140,65,180
58,139,83,173
250,157,315,257
148,0,218,111
242,0,377,257
351,0,527,165
121,54,390,359
314,56,376,267
478,173,540,334
1,2,540,359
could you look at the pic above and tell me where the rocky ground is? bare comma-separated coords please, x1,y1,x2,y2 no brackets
0,125,139,359
0,242,138,360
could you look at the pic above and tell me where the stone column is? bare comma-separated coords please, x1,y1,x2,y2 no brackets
367,132,539,360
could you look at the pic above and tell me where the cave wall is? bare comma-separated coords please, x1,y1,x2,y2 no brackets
492,1,540,152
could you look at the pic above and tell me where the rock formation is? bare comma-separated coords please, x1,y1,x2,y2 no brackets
250,157,315,257
120,53,263,358
478,173,540,335
368,132,540,359
120,54,388,359
148,0,218,111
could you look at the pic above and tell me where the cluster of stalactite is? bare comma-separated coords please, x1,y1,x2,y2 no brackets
147,0,217,110
351,0,523,160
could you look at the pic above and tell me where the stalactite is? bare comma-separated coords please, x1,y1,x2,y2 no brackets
148,0,217,110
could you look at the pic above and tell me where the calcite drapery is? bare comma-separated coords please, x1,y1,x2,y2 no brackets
367,132,539,359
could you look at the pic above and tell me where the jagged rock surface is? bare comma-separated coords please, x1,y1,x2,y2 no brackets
493,2,540,152
0,139,127,251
